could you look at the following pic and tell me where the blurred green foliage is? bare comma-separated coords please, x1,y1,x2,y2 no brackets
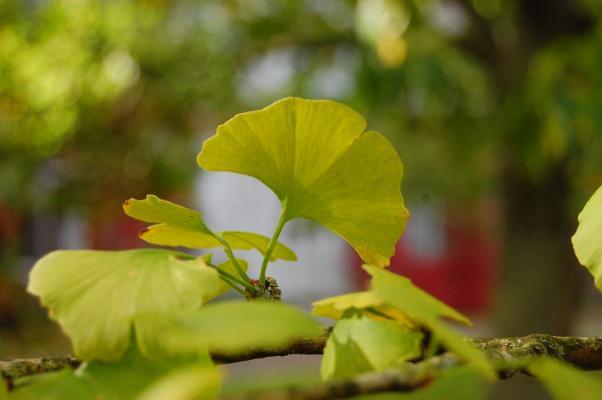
0,0,600,212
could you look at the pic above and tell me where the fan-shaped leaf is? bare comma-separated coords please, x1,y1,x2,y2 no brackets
364,265,470,325
572,185,602,291
321,316,422,380
165,301,324,355
312,291,412,326
197,97,409,267
28,249,222,361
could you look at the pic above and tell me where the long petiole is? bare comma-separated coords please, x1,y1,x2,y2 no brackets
207,263,255,292
211,233,252,282
259,199,289,284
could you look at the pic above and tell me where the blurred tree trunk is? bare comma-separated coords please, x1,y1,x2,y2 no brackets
495,161,584,335
454,0,594,336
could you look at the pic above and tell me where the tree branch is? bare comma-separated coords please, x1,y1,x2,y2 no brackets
2,334,602,385
223,353,462,400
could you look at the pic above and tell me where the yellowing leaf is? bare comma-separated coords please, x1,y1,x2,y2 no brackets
364,265,471,326
572,185,602,291
197,97,409,267
123,194,210,234
125,195,296,261
28,249,222,361
166,301,323,355
529,358,602,400
222,231,297,261
311,291,413,326
321,316,422,380
364,265,495,379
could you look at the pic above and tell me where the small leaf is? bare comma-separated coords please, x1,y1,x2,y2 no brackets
165,301,323,355
197,97,409,267
136,366,222,400
123,194,211,234
529,358,602,400
125,195,296,261
6,350,219,400
364,265,471,325
321,316,422,380
364,265,495,378
28,249,222,361
352,367,489,400
222,231,297,261
572,185,602,291
312,291,413,326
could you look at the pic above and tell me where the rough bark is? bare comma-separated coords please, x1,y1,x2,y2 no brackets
4,334,602,381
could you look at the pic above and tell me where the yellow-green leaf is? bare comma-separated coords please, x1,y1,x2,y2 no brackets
123,194,210,234
312,291,413,326
28,249,222,361
222,231,297,261
125,195,296,261
364,265,495,378
197,97,409,267
572,185,602,291
321,315,423,380
529,358,602,400
6,350,219,400
364,265,471,326
166,301,324,355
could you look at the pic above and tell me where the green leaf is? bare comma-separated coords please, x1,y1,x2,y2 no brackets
321,316,423,380
364,265,471,326
364,265,495,378
572,185,602,291
28,249,222,361
123,194,211,234
529,358,602,400
222,231,297,261
165,301,324,355
6,350,219,400
312,291,413,326
351,367,489,400
124,195,296,261
136,365,222,400
197,97,409,267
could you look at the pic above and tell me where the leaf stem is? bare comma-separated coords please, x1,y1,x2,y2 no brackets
212,233,252,282
207,263,254,291
259,199,289,284
216,274,247,296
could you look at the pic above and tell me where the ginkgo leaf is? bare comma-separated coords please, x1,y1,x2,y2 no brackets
197,97,409,267
321,316,422,380
352,367,489,400
222,231,297,261
529,358,602,400
6,350,219,400
364,265,471,326
164,301,324,355
312,291,413,326
123,195,211,234
28,249,223,361
124,195,296,261
572,185,602,291
364,265,495,378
